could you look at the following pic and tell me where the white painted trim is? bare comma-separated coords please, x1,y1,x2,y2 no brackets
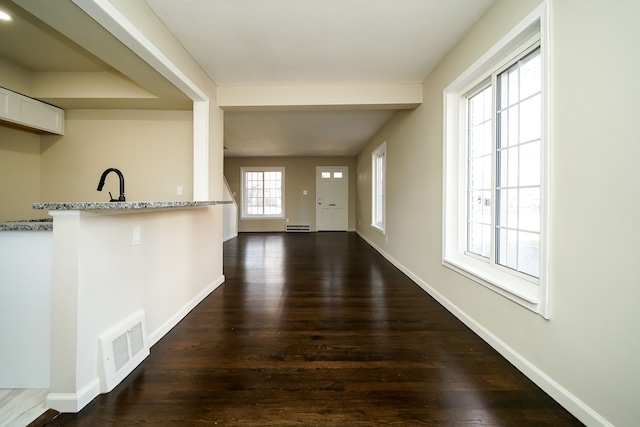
46,378,100,413
148,275,225,346
71,0,211,201
240,167,286,220
71,0,207,102
217,84,422,110
357,230,612,427
193,101,210,200
223,231,238,242
316,166,350,232
442,2,549,318
371,142,386,234
222,176,238,241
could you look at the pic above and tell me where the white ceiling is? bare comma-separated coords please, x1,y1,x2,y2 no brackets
0,0,191,109
226,109,396,157
145,0,494,157
1,0,494,158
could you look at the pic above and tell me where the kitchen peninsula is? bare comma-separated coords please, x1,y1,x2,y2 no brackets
31,200,230,412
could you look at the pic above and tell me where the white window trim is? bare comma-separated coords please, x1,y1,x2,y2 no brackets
371,142,387,234
240,166,285,220
442,2,550,318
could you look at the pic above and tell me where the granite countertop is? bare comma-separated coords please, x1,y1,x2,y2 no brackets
33,200,232,211
1,201,233,231
0,218,53,231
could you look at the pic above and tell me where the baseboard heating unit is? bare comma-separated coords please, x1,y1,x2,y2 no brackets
286,224,310,232
98,309,150,393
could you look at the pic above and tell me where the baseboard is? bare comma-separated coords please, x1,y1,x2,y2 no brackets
223,232,238,242
356,231,612,427
46,378,100,413
46,276,226,414
148,275,225,346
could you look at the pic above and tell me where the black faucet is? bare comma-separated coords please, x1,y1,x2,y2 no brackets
97,168,126,202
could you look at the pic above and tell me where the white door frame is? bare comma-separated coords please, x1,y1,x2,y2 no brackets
316,166,349,231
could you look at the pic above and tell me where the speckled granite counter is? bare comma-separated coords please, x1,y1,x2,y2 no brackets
33,201,231,211
2,201,231,231
0,218,53,231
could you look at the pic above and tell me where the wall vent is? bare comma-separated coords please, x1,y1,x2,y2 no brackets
286,224,310,232
98,310,150,393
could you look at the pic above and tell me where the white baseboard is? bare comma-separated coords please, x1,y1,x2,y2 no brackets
46,378,100,413
356,231,611,427
148,275,225,346
223,232,238,242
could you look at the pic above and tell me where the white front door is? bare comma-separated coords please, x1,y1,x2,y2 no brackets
316,166,348,231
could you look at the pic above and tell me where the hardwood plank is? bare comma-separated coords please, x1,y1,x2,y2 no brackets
47,232,582,426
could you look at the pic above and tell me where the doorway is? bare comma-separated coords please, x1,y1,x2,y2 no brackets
316,166,348,231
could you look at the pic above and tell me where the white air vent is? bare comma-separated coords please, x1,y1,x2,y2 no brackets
98,310,150,393
286,224,310,232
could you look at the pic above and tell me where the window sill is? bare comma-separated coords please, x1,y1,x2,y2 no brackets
443,254,545,316
240,216,285,221
371,224,385,235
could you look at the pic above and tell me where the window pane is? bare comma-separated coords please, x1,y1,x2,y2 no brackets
498,228,518,270
518,231,539,277
498,188,517,229
520,94,541,142
322,172,331,178
470,86,491,118
469,223,490,258
499,66,520,108
495,48,541,277
372,146,386,229
520,50,541,99
243,168,283,217
519,142,540,187
519,187,540,232
469,222,483,255
466,85,493,258
499,146,519,188
507,67,519,106
334,172,343,178
499,105,519,147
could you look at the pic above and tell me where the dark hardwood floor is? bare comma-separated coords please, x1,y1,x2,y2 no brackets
47,232,582,426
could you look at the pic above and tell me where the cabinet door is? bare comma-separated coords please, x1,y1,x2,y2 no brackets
12,92,64,135
0,87,11,119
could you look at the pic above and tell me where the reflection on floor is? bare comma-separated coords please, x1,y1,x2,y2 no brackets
0,389,47,427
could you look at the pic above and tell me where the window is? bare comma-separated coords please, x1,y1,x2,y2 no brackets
371,142,386,233
443,4,548,317
241,167,285,219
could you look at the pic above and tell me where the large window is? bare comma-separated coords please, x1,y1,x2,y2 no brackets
371,142,386,233
443,4,548,317
241,167,285,219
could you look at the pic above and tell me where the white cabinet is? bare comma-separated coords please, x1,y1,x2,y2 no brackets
0,87,64,135
0,87,11,118
0,230,53,388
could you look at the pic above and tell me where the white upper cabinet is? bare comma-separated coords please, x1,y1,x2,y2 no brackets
0,87,10,118
0,87,64,135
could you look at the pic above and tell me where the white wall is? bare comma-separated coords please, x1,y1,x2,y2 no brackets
222,177,238,241
47,207,224,412
356,0,640,426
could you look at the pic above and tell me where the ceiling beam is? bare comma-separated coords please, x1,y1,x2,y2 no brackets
217,84,422,111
